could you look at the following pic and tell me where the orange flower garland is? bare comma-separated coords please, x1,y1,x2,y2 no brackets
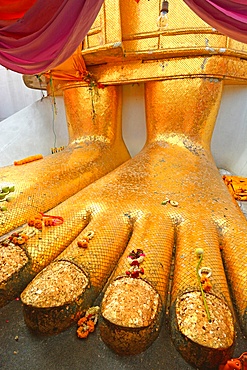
1,228,36,247
77,231,95,248
219,352,247,370
200,276,212,293
14,154,43,166
28,213,64,230
77,237,89,248
77,306,100,339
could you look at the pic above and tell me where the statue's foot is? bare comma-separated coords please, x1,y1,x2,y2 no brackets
0,139,130,306
0,84,130,236
0,83,130,306
0,140,130,235
17,139,247,368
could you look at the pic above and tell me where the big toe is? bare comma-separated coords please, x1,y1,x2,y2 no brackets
21,260,89,334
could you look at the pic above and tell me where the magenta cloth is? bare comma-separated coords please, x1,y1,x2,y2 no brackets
183,0,247,44
0,0,104,74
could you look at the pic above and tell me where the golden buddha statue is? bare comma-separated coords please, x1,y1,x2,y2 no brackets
1,1,247,368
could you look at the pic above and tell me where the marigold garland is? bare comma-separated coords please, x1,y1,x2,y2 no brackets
77,231,94,248
28,212,64,230
14,154,43,166
77,306,100,339
200,275,212,293
1,227,36,247
219,352,247,370
77,237,89,248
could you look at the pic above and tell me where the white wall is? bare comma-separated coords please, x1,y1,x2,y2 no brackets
122,83,146,157
0,96,68,167
0,66,43,121
211,85,247,176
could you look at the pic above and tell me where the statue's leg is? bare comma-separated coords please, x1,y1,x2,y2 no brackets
0,84,130,306
0,84,130,236
18,77,247,368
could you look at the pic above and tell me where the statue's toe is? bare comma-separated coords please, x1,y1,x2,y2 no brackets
21,260,89,334
171,291,235,369
0,242,29,307
100,277,163,355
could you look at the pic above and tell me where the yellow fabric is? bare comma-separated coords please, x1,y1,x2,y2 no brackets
44,44,87,82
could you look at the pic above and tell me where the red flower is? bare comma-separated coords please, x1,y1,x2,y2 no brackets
131,271,140,278
97,82,105,89
131,260,139,266
129,250,137,259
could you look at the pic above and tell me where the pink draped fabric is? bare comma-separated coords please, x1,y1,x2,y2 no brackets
0,0,104,74
1,0,247,75
183,0,247,44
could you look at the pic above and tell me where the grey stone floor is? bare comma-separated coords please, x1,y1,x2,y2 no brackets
0,294,247,370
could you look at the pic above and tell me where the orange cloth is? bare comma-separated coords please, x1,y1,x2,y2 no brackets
14,154,43,166
44,44,87,82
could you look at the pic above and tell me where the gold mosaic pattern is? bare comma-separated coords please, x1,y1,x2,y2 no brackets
0,85,130,237
19,77,247,361
20,203,133,333
1,0,247,368
83,0,247,66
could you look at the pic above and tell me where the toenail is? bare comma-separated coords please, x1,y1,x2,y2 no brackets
0,245,28,282
176,292,234,348
172,291,235,368
101,277,159,327
100,277,162,355
21,261,90,334
21,261,88,307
